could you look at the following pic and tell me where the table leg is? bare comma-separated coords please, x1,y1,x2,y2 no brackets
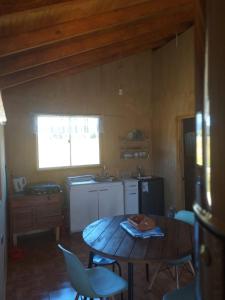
13,234,17,247
88,251,94,268
128,263,133,300
55,226,60,241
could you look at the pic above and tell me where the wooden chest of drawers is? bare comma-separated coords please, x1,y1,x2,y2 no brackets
9,192,63,246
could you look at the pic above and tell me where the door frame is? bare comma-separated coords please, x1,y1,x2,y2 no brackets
176,114,195,210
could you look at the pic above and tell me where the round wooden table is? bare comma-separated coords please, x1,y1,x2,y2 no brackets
82,215,193,300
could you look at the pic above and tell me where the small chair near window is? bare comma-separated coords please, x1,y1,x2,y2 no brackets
163,281,195,300
58,244,127,300
148,210,195,290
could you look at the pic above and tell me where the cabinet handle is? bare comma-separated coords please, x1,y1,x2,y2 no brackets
129,185,137,187
88,190,97,193
128,192,137,195
99,189,109,192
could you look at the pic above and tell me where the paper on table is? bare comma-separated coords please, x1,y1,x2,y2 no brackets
120,221,165,239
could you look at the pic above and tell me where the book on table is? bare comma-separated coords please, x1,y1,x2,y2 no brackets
120,220,164,239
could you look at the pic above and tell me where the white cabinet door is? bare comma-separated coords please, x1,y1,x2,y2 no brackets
98,184,124,219
125,191,139,214
69,186,98,232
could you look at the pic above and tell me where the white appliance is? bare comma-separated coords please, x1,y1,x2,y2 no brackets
123,179,139,214
13,176,27,192
67,175,124,232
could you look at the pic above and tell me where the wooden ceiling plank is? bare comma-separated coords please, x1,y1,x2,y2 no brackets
0,0,149,36
0,41,159,90
0,0,72,15
0,0,194,57
0,8,194,76
0,22,191,90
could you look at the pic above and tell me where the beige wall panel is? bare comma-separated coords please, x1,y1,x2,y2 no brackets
3,51,152,187
152,28,195,211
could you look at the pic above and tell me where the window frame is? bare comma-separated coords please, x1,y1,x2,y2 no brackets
35,114,102,170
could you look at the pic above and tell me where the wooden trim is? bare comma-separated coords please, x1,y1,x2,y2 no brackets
176,114,195,209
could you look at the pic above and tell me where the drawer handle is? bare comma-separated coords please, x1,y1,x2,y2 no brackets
128,193,137,195
88,190,97,193
129,185,137,187
99,189,109,192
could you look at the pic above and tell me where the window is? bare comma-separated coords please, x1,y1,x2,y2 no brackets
37,115,100,169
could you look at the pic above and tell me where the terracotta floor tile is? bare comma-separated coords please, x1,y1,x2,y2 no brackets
7,231,194,300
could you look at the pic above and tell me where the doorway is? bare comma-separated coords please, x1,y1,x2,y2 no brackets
182,117,196,210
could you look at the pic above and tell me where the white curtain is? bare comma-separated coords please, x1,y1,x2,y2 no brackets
0,92,6,125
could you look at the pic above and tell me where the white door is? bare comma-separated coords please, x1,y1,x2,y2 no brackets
98,184,124,219
70,186,98,232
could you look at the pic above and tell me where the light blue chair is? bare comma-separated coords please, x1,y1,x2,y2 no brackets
148,210,195,290
163,282,195,300
58,244,127,300
91,253,122,275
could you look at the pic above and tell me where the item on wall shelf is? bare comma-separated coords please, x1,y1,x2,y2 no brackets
25,182,62,195
127,129,144,141
121,150,149,160
13,176,27,193
119,131,150,160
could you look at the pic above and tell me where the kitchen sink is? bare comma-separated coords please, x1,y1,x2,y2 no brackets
94,176,117,182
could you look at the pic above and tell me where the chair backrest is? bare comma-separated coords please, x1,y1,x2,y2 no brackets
58,244,96,298
175,210,195,226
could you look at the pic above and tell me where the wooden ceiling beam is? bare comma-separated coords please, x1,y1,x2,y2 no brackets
0,0,193,57
0,8,193,76
0,22,191,90
0,0,72,16
0,0,148,36
0,40,161,90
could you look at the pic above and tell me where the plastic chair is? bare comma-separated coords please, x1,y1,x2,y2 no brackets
148,210,195,290
58,244,127,300
90,253,122,276
163,281,195,300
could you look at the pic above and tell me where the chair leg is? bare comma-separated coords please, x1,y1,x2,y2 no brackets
148,262,163,291
188,260,195,275
88,251,94,268
75,293,79,300
113,262,123,300
115,262,122,276
175,266,179,289
145,264,149,282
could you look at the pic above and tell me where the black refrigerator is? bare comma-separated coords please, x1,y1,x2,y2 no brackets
138,177,164,216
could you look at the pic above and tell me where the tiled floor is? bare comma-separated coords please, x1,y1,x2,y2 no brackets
7,231,193,300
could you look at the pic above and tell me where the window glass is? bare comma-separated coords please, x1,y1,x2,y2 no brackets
37,115,100,169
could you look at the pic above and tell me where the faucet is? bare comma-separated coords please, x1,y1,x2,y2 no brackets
101,164,109,178
136,165,143,178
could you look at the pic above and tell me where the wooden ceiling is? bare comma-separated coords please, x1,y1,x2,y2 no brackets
0,0,194,90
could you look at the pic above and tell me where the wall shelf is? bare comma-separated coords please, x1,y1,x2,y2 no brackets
119,136,150,160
